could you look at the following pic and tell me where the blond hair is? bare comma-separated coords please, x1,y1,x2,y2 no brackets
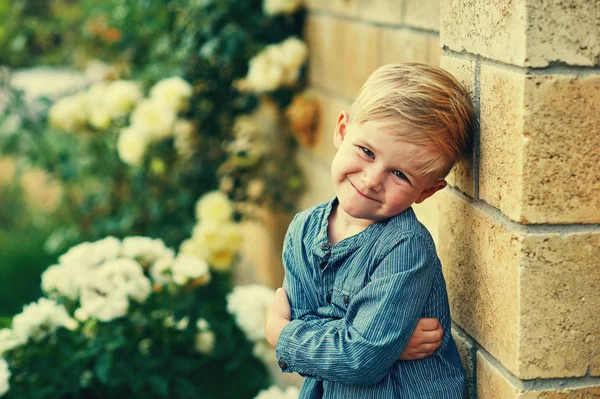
349,63,474,179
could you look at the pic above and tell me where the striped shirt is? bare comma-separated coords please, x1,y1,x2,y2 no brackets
275,198,465,398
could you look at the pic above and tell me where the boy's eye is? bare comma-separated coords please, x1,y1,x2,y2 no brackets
360,146,374,158
392,170,411,183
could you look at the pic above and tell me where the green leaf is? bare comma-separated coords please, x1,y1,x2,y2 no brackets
148,375,169,396
94,351,112,384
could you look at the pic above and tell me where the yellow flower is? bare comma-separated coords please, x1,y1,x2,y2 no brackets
131,99,176,140
207,249,235,272
49,94,88,132
117,126,149,166
150,76,193,112
195,191,233,223
104,80,143,118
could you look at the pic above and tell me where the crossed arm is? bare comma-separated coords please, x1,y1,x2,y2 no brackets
265,234,444,385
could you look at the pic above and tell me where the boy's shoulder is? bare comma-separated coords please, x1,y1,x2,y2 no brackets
375,207,437,255
289,199,332,232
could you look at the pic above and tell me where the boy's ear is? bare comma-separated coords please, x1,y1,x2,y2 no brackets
333,110,349,149
415,180,447,204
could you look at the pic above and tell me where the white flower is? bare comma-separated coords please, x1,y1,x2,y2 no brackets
78,258,151,322
196,318,210,331
226,285,275,342
195,330,216,354
175,316,190,330
263,0,303,15
12,298,78,343
49,94,88,132
0,329,25,356
244,53,285,92
254,385,300,399
195,191,233,223
117,126,149,166
130,99,176,140
150,76,193,112
150,256,174,285
74,308,90,322
41,264,80,300
0,358,10,397
240,37,308,93
171,254,211,286
104,80,143,118
59,237,121,269
45,237,122,301
121,237,174,266
278,37,309,70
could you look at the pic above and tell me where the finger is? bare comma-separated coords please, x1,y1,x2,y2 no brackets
418,329,443,343
418,343,439,353
412,352,431,359
416,318,440,331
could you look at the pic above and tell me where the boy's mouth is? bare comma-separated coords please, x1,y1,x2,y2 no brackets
347,178,379,202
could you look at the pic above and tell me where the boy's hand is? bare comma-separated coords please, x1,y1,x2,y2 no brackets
398,318,443,360
265,288,292,348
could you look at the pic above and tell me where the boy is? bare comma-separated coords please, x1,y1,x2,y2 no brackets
265,63,473,398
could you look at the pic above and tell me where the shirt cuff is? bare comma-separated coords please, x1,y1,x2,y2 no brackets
275,319,317,378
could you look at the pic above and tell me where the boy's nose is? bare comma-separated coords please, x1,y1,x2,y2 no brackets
361,166,383,192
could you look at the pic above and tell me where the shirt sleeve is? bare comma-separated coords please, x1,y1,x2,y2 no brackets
281,216,323,323
276,232,437,385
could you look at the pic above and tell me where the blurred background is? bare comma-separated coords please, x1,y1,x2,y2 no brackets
1,0,599,398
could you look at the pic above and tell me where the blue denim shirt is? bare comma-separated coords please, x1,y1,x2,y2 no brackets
275,199,464,398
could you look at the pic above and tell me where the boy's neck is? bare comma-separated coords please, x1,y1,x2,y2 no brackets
327,201,376,246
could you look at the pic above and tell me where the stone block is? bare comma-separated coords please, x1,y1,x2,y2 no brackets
378,28,430,66
479,64,600,224
304,15,347,95
405,0,440,31
525,0,600,67
358,0,403,25
308,89,350,165
304,0,360,16
477,351,520,399
297,149,336,210
239,208,294,289
440,55,477,198
428,35,441,66
439,190,600,378
477,351,600,399
412,192,442,247
452,327,477,399
441,0,527,66
343,21,379,99
441,0,600,67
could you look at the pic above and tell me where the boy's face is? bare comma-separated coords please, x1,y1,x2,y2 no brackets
330,111,447,223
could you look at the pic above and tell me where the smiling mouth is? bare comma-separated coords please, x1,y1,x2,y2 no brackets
347,179,378,202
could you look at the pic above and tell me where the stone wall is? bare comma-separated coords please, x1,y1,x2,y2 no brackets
298,0,600,397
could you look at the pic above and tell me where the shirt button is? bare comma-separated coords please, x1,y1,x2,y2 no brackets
321,243,331,251
319,261,327,269
343,295,350,305
324,251,331,259
326,294,332,303
278,360,288,370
